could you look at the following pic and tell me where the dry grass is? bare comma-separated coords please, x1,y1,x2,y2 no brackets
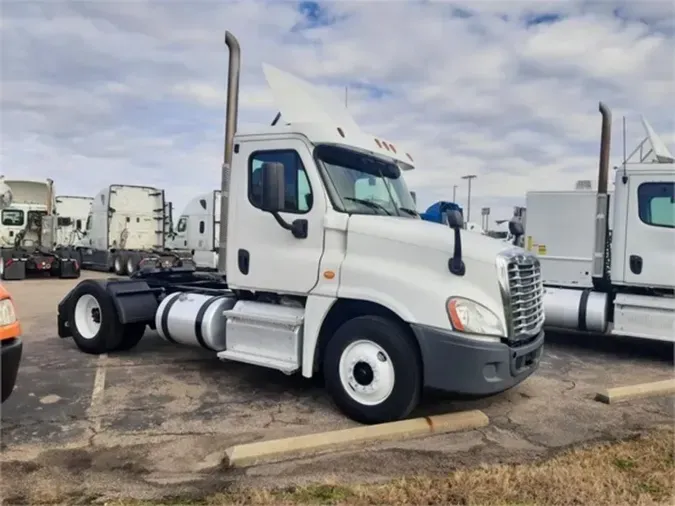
111,426,675,506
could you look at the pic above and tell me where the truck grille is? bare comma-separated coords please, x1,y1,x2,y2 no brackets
497,250,545,342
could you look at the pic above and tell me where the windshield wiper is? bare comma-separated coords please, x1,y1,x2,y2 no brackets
398,207,418,217
344,197,392,216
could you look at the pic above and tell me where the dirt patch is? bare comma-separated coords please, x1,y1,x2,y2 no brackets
105,425,675,505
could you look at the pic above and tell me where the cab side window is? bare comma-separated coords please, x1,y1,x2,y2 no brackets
1,209,24,226
638,182,675,228
248,150,312,214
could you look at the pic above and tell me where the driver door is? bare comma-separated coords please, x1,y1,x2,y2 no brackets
228,137,326,294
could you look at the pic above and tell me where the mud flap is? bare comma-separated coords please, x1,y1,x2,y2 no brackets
2,259,26,281
57,279,161,340
59,259,81,279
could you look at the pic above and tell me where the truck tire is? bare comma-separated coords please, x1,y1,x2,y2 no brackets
113,323,146,352
323,315,422,425
67,281,124,354
113,253,126,276
125,252,141,276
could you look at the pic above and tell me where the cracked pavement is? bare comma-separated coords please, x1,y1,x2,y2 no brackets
1,273,673,503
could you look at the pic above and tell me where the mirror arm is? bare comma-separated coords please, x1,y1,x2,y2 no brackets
270,211,308,239
448,228,466,276
271,211,293,231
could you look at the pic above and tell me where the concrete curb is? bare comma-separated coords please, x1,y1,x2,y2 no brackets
225,409,489,468
595,378,675,404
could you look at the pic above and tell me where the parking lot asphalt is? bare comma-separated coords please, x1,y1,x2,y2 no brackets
1,272,673,503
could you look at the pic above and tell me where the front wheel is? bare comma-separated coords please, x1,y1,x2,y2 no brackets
323,315,422,424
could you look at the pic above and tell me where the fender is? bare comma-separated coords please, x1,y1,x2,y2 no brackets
57,278,161,338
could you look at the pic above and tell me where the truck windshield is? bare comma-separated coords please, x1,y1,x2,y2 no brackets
315,144,418,218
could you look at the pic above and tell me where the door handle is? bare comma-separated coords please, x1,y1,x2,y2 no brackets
238,249,250,275
629,255,642,275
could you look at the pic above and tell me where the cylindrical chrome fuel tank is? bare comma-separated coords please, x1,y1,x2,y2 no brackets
543,286,609,333
155,291,236,351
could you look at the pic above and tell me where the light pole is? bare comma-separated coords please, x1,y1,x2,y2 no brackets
461,174,477,223
452,185,458,202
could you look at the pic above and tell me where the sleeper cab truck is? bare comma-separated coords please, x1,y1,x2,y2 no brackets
74,184,193,276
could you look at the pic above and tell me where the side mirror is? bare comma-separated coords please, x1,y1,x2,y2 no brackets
260,162,285,213
445,210,464,230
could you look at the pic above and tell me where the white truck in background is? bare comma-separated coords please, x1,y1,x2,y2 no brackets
72,184,193,276
56,31,545,424
0,177,80,280
55,195,94,247
526,103,674,343
169,190,221,270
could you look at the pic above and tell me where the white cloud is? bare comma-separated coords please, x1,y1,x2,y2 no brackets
1,0,673,225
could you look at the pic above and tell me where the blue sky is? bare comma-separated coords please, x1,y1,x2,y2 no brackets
1,0,673,224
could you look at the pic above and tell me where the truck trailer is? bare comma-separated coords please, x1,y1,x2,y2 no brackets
0,178,80,280
526,104,674,342
72,184,193,276
55,31,545,424
169,190,221,270
55,195,94,247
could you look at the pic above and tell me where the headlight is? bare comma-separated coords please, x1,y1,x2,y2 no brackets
0,298,17,326
446,297,505,338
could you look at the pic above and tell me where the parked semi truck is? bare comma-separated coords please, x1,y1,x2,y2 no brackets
55,195,94,247
526,104,674,342
0,177,80,280
55,31,545,424
169,190,221,270
71,184,193,276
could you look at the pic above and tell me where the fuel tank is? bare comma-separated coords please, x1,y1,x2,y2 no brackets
155,291,236,351
543,286,609,333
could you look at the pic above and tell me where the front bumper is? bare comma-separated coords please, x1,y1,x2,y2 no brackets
1,336,23,403
411,324,544,396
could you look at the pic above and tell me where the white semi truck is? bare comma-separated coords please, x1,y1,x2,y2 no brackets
72,184,193,276
169,190,221,270
55,31,545,424
0,178,80,280
55,195,94,247
526,103,674,342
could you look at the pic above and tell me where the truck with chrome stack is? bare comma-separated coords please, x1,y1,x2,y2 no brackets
526,104,674,342
55,31,545,424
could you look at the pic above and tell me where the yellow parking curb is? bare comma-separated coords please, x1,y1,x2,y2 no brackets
225,409,489,468
595,378,675,404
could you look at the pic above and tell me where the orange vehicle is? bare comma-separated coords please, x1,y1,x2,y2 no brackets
0,283,22,403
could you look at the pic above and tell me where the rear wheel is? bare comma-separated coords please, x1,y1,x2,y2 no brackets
125,253,140,276
113,253,126,275
323,315,422,424
114,323,146,351
68,281,124,354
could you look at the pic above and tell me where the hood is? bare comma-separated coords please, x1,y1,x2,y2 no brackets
347,214,515,264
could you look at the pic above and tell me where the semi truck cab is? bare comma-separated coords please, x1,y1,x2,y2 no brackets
610,162,674,290
56,32,545,424
527,105,674,342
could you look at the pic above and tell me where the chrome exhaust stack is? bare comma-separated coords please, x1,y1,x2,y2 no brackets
591,102,612,285
217,31,242,275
